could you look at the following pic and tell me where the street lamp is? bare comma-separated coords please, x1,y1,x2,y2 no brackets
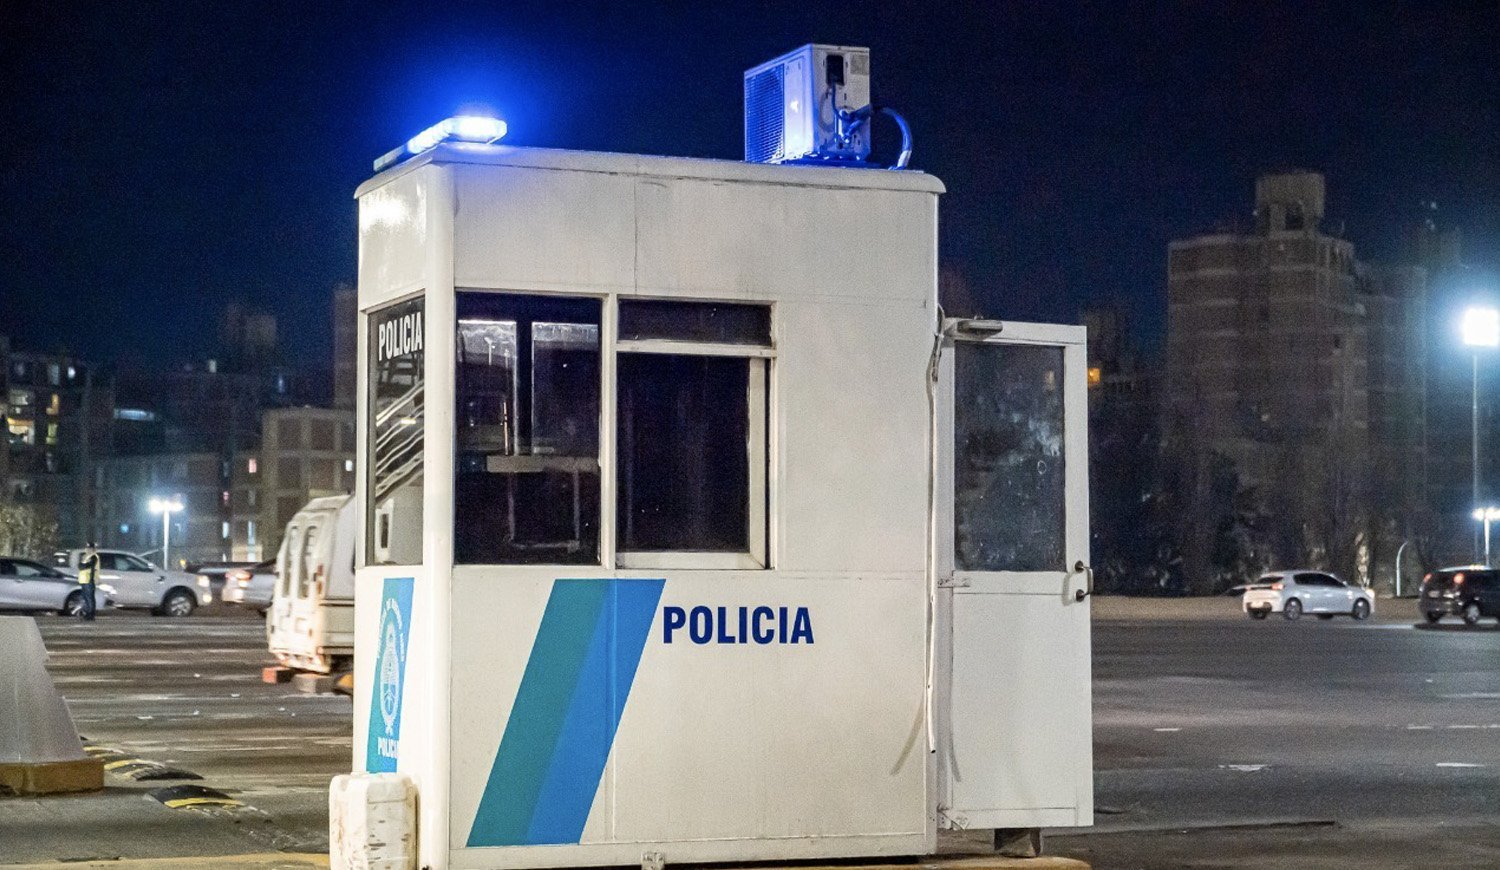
1461,306,1499,562
148,496,185,569
1475,507,1500,566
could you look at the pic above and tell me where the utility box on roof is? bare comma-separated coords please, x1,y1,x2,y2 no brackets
345,140,1092,870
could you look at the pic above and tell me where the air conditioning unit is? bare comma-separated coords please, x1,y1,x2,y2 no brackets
744,44,871,165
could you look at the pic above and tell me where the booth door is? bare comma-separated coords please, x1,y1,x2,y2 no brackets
940,321,1092,830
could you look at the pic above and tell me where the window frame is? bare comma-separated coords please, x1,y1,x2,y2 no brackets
613,304,772,572
452,290,605,566
443,291,774,571
366,292,427,566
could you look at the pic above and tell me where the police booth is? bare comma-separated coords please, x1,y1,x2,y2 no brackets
346,112,1092,870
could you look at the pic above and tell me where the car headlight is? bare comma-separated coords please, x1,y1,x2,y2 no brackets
197,575,211,588
237,577,251,588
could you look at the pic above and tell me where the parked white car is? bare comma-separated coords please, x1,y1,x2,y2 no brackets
1243,570,1374,621
222,559,275,613
52,549,212,616
0,557,109,615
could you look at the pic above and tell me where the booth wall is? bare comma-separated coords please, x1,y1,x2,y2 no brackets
357,150,943,868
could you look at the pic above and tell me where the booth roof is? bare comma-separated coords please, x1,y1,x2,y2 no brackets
355,142,947,199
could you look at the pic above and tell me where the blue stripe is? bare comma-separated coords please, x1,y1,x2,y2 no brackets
468,578,664,847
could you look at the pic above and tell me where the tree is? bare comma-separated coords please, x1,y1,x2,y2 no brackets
0,498,59,559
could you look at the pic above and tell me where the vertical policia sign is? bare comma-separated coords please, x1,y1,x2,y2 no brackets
367,576,415,773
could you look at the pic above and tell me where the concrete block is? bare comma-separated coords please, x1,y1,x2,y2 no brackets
0,757,104,795
330,771,417,870
293,672,337,694
262,665,295,683
0,616,102,795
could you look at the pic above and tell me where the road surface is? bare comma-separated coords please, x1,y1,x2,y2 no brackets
5,598,1500,867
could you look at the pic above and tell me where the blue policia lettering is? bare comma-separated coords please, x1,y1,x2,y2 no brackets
468,578,665,847
365,576,415,773
661,605,814,644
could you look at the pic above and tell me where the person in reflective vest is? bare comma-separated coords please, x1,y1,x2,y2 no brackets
77,543,99,621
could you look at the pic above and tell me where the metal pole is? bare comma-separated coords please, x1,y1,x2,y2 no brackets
1487,516,1492,567
1475,353,1482,563
1395,539,1410,597
162,511,172,570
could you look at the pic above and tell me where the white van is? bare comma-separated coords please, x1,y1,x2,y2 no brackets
267,494,355,673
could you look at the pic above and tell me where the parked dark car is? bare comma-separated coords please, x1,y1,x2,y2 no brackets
1419,567,1500,626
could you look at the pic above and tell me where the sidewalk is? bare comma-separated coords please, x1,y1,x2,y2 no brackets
0,855,327,869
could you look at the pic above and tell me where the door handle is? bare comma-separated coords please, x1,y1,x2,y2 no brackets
1073,560,1094,602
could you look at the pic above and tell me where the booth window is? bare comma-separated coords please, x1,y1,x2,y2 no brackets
953,342,1065,572
455,293,601,564
367,295,425,565
616,299,769,569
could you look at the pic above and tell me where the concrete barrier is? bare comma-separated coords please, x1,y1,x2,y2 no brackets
0,616,103,794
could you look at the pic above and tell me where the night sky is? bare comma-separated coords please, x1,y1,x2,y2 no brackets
2,2,1497,368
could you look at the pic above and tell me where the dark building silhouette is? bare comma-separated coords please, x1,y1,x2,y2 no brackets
1164,171,1426,591
1409,220,1500,565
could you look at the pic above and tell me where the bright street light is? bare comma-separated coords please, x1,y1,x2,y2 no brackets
148,496,185,570
1463,306,1500,348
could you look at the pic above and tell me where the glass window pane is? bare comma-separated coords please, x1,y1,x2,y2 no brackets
455,293,600,565
617,354,750,552
619,300,771,346
954,342,1065,572
367,296,425,565
298,524,319,596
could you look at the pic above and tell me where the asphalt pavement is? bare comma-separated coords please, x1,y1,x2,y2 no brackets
5,597,1500,868
1050,596,1500,868
0,605,345,866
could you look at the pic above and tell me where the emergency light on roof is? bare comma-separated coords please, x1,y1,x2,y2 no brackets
373,115,508,171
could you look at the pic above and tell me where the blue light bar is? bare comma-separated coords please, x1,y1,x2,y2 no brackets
374,115,508,171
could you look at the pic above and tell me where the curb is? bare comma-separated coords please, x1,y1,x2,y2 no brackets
794,859,1089,869
0,854,1086,870
0,855,329,869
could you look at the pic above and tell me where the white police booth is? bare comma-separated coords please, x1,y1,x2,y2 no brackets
344,48,1091,870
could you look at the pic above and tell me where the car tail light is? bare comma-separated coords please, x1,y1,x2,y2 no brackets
1423,573,1432,585
1271,582,1284,590
314,565,325,597
1455,573,1466,585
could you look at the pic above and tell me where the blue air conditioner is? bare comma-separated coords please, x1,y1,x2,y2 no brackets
744,44,872,165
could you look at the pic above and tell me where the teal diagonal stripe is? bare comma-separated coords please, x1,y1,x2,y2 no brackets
467,580,609,846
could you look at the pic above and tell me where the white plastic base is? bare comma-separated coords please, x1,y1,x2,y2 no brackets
330,771,417,870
